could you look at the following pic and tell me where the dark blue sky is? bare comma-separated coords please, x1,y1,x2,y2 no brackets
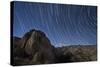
13,1,97,47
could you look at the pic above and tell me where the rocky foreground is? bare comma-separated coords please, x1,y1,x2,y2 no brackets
12,29,97,66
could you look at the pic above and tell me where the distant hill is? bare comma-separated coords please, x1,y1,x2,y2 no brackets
12,29,97,66
56,45,97,63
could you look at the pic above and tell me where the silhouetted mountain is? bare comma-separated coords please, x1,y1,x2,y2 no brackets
12,29,97,66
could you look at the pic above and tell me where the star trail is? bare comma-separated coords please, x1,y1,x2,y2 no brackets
13,1,97,47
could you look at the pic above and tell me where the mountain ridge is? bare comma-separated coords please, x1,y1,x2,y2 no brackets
12,29,97,66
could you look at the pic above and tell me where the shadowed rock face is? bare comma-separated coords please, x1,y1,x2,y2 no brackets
21,29,56,64
13,29,56,65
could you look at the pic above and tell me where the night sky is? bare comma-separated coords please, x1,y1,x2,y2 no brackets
13,1,97,47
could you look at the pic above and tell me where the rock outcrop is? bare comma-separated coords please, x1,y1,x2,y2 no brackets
12,29,56,65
